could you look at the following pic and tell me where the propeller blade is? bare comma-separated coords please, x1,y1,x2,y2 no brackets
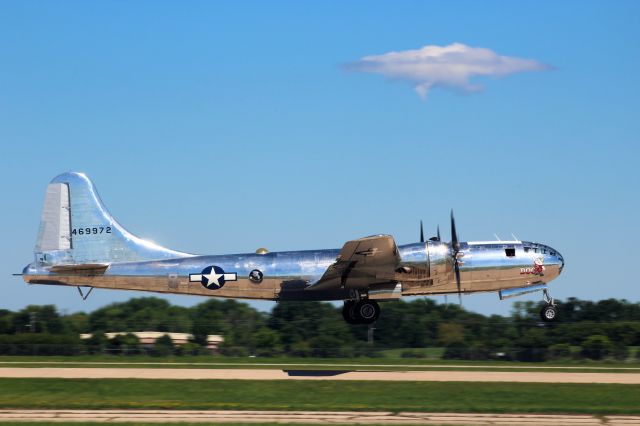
420,220,424,243
451,210,462,305
450,210,460,252
437,225,441,242
454,260,462,305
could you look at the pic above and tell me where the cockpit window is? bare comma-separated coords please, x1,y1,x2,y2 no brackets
505,248,516,257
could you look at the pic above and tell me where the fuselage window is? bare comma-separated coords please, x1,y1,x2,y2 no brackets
505,248,516,257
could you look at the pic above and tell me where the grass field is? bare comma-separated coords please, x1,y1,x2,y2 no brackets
0,355,638,373
3,354,639,366
0,378,638,414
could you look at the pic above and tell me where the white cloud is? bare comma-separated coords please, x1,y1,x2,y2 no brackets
347,43,550,99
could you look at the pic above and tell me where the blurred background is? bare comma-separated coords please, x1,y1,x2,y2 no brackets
1,297,637,362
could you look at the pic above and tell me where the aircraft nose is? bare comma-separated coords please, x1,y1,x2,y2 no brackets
553,249,565,272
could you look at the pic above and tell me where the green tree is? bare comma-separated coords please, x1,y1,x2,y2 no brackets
253,327,282,357
89,297,192,333
467,343,491,360
0,296,637,361
268,302,353,356
84,331,108,355
12,305,65,334
437,323,465,346
289,340,312,357
191,299,265,354
443,341,470,360
153,334,175,356
580,335,613,360
611,344,629,361
62,312,90,334
0,334,81,355
372,299,441,348
515,328,549,362
108,333,141,355
175,342,202,356
548,343,572,360
0,310,13,334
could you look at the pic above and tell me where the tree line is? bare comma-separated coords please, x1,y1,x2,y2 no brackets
0,297,639,362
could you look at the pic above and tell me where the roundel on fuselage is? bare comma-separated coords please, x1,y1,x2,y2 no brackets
200,265,227,289
188,265,238,290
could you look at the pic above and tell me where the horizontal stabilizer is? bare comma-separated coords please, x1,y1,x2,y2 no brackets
49,263,109,274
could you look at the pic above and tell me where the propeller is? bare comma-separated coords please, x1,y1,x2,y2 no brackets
426,224,441,242
450,210,462,305
420,220,424,243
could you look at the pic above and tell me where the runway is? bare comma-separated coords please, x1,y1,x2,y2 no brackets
0,367,639,383
0,410,639,425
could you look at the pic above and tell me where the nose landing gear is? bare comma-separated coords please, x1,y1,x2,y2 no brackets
342,299,380,325
540,289,558,322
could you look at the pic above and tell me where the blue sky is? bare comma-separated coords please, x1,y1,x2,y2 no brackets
1,0,639,316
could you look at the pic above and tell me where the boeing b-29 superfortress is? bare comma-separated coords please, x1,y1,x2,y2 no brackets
20,173,565,324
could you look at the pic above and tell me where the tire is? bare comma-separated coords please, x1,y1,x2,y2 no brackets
540,305,558,322
342,301,360,325
354,300,380,324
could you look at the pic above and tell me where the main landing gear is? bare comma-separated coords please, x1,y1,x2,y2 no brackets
540,289,558,322
342,299,380,325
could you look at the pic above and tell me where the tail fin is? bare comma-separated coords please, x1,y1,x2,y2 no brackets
34,172,190,265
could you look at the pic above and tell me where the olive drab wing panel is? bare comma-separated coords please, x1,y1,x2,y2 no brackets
306,235,401,291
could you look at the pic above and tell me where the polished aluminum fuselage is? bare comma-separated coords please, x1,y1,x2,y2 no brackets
23,240,564,301
22,173,565,303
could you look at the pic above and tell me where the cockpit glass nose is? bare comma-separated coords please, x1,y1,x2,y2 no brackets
551,247,565,270
524,241,564,270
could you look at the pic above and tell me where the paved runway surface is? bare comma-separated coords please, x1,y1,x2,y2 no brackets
1,367,639,383
1,410,639,425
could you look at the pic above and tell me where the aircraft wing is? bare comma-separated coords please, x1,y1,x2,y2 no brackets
307,235,400,291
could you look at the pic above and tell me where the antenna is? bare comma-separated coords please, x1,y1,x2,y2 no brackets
511,233,520,242
494,233,501,241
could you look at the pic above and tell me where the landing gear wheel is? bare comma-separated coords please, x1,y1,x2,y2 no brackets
342,301,359,325
540,305,558,322
353,300,380,324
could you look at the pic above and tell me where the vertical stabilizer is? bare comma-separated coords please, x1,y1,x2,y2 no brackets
34,172,192,265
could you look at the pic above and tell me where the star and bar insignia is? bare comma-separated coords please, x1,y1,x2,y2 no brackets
189,265,237,290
